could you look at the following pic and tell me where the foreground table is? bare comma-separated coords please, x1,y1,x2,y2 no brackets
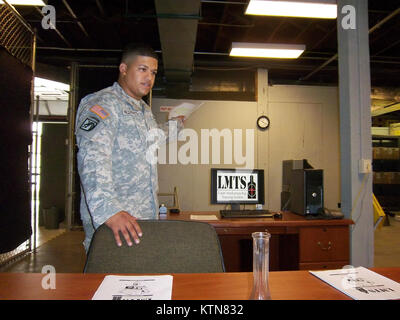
1,268,399,300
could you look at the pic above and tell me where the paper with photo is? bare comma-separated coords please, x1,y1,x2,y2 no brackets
310,266,400,300
168,102,203,120
92,275,173,300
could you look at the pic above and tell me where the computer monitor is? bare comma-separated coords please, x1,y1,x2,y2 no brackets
210,168,265,210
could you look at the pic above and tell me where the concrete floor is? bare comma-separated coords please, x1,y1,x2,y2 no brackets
1,215,399,273
0,227,86,273
374,215,400,267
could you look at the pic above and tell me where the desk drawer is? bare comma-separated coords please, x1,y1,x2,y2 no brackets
299,261,349,271
299,226,349,263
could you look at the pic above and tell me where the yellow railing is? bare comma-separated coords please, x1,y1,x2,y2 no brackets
373,194,386,230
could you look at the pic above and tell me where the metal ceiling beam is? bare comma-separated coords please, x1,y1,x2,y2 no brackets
299,53,337,81
62,0,89,38
212,1,229,52
155,0,201,84
369,7,400,33
293,21,314,42
35,46,400,67
308,25,336,51
301,6,400,81
373,38,400,57
95,0,106,17
267,19,285,42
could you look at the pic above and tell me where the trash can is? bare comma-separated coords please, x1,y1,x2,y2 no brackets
43,207,59,229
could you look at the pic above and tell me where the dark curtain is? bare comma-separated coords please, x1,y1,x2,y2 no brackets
73,67,149,226
73,67,118,226
0,47,33,253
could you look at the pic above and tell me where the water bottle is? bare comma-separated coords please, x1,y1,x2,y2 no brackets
159,203,167,219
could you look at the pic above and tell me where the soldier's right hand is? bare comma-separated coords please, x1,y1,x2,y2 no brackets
105,211,143,247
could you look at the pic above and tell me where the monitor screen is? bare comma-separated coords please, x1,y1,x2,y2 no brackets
210,168,265,205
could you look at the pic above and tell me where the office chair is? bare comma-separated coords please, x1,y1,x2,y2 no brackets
84,220,225,273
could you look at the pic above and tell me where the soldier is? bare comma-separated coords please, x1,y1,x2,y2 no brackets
75,44,183,252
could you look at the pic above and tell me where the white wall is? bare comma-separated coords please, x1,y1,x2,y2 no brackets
152,84,340,212
268,85,340,211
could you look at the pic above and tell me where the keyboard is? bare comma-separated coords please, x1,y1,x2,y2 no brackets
220,209,273,219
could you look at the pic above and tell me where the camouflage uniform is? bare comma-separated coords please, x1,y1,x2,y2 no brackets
75,82,181,251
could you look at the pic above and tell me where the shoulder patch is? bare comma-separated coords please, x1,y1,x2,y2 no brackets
80,117,99,131
90,105,110,120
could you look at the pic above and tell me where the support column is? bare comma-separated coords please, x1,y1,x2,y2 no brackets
65,62,79,230
337,0,373,267
256,69,269,206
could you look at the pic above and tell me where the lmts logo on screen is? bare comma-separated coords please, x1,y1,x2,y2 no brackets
217,171,258,202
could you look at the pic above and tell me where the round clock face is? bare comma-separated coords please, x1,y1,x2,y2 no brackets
257,115,270,130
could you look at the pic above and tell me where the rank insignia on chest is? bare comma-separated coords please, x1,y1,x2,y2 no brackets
90,104,110,119
80,117,99,131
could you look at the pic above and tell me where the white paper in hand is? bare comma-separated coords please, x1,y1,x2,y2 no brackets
168,102,203,121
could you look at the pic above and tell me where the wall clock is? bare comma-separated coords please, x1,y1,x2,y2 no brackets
257,115,270,130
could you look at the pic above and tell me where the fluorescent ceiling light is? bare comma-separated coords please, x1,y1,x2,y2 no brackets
245,0,337,19
0,0,46,6
230,42,305,59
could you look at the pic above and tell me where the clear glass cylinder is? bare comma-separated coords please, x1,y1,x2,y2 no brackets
250,231,271,300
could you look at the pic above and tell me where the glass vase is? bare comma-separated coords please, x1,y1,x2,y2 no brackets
250,231,271,300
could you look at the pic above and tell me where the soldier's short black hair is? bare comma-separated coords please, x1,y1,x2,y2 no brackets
120,43,158,64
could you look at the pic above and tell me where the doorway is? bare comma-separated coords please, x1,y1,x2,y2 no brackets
31,78,70,250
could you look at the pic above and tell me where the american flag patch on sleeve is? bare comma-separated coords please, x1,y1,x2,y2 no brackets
90,105,110,119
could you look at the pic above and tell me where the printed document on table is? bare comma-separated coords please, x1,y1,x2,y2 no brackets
92,275,173,300
310,267,400,300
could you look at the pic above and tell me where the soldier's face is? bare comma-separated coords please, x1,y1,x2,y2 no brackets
119,55,158,100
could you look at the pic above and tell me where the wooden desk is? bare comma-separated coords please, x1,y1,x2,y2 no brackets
168,211,354,272
0,268,398,300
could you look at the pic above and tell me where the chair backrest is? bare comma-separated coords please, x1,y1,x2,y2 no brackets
84,220,225,273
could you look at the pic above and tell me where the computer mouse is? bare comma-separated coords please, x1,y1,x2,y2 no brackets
273,212,282,219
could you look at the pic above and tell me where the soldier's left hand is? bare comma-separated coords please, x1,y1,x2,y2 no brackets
105,211,143,247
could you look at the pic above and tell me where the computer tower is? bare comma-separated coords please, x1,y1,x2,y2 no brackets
290,169,323,216
281,159,313,210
